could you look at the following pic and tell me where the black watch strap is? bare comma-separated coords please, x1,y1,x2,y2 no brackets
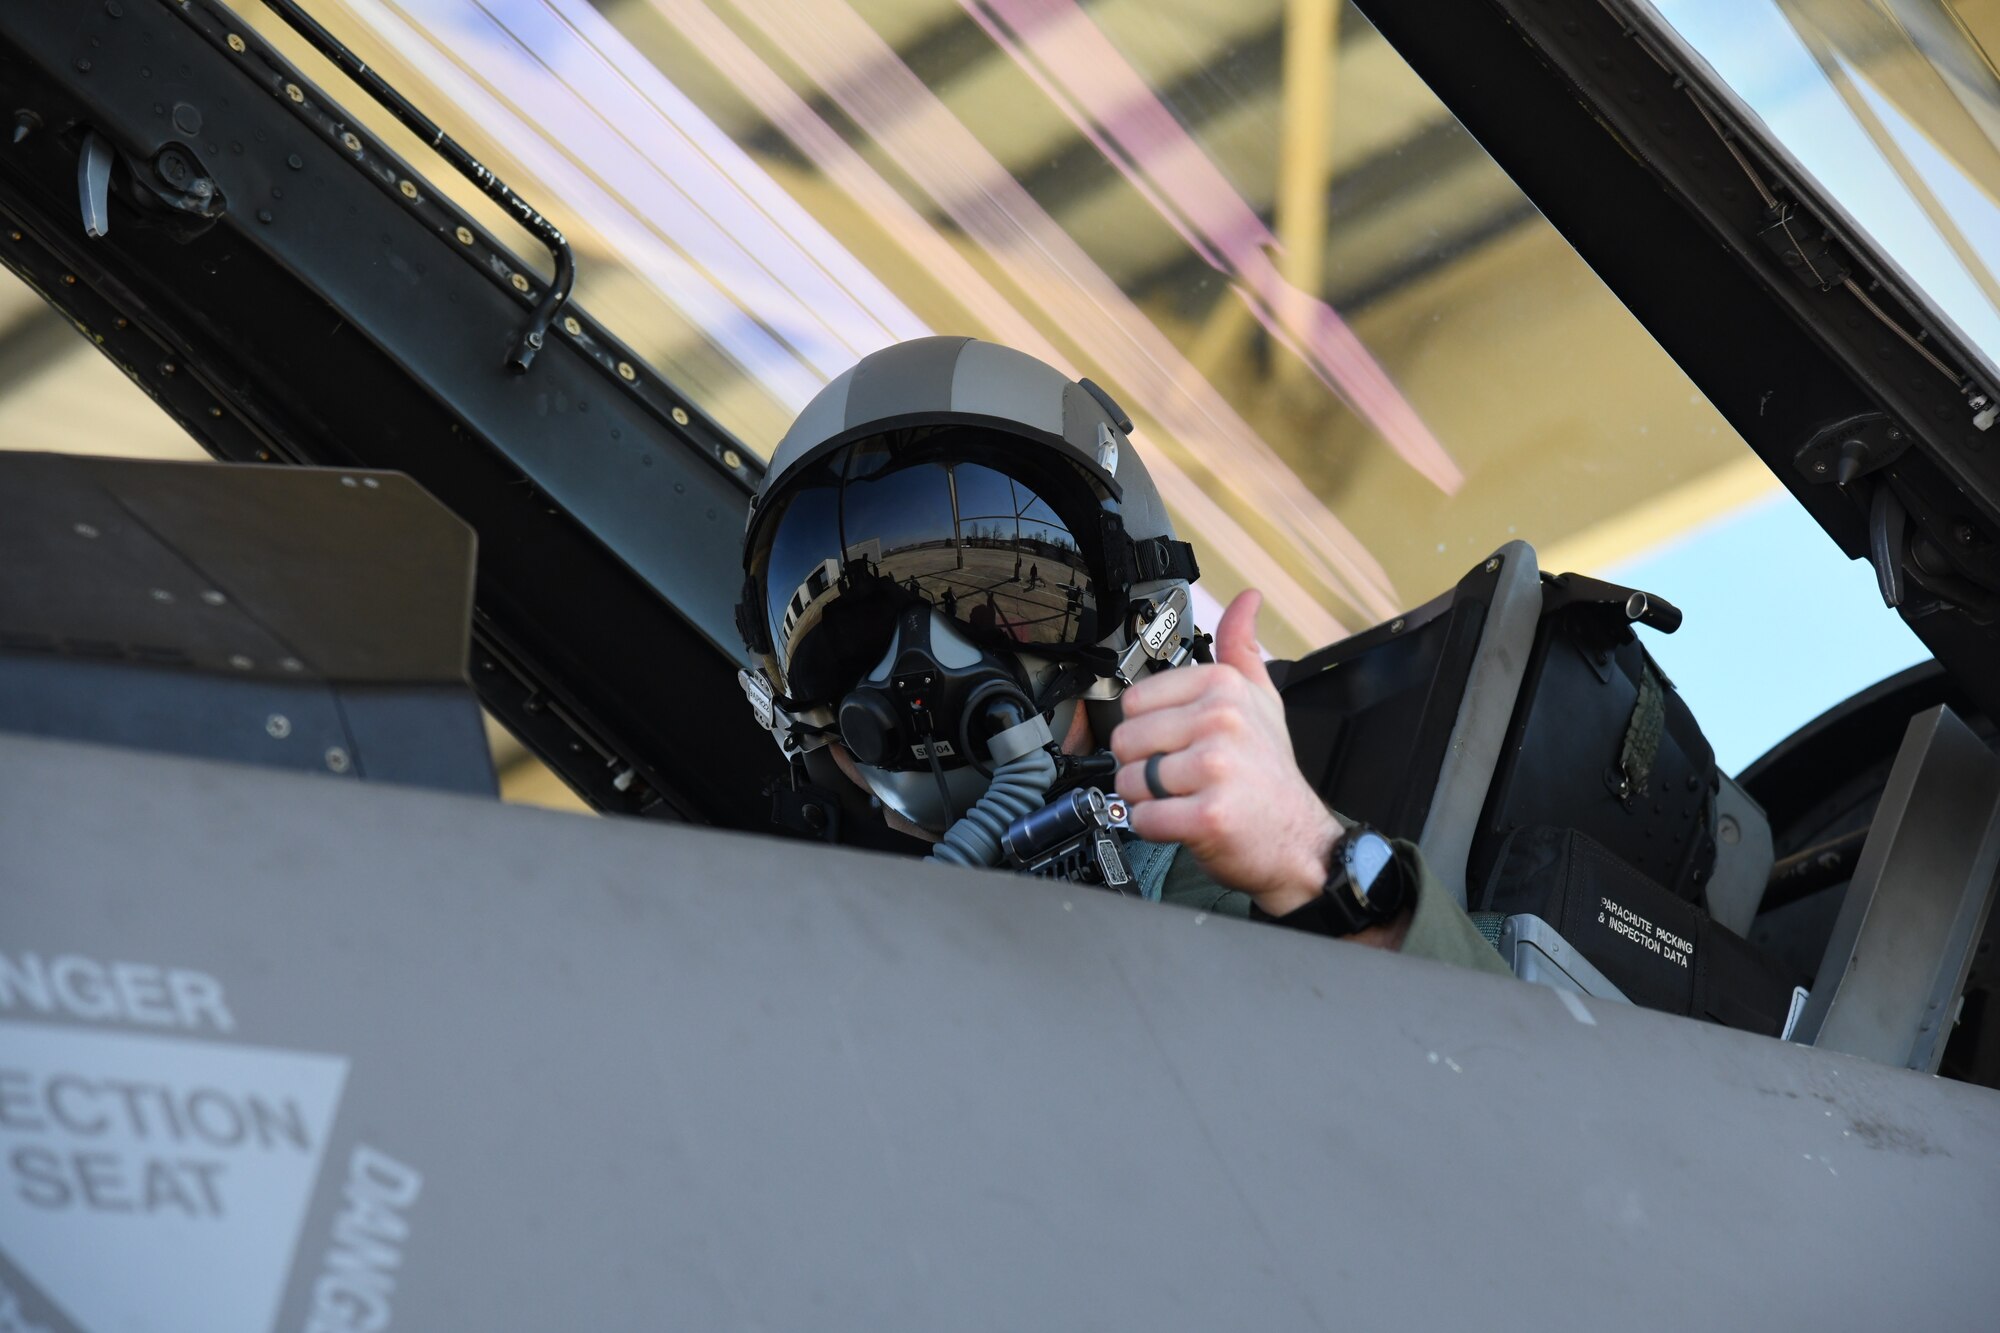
1250,829,1408,938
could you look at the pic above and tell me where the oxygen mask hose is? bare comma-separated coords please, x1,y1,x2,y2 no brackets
929,707,1057,869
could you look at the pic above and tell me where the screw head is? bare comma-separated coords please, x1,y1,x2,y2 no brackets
671,406,690,425
398,179,417,199
201,589,225,605
1390,617,1406,633
455,225,473,245
563,316,582,336
279,656,304,673
324,746,350,773
227,32,246,52
266,714,292,739
1813,460,1828,473
149,588,174,603
228,653,254,670
618,361,636,382
1484,557,1500,573
341,132,361,153
285,82,304,103
722,448,742,469
73,522,99,539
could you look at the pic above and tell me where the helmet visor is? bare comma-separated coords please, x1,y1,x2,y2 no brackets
751,437,1104,705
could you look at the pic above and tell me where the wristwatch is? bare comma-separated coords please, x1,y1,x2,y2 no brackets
1253,826,1408,938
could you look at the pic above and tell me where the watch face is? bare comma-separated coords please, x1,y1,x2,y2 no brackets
1347,832,1397,901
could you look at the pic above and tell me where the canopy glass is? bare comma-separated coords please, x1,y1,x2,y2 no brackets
234,0,1763,656
1647,0,2000,384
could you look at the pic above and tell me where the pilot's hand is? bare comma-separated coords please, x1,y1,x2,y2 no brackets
1111,589,1343,918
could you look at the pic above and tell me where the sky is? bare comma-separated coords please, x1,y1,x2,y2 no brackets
1607,489,1930,775
1604,1,1989,774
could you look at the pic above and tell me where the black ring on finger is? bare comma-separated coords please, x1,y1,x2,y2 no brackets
1144,752,1171,801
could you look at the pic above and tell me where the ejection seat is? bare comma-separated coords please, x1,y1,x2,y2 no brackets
1273,540,1997,1067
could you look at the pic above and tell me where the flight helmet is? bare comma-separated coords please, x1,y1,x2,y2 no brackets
737,336,1203,833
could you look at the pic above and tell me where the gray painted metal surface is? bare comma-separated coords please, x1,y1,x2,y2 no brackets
1707,774,1777,937
1417,539,1542,908
1795,706,2000,1071
1501,913,1631,1004
2,733,1997,1332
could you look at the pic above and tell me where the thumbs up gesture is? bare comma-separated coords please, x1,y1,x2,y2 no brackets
1111,590,1345,917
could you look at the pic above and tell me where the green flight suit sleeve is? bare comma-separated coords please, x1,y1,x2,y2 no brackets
1155,839,1514,978
1393,840,1515,977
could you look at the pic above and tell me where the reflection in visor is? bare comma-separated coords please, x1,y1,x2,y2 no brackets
755,446,1101,703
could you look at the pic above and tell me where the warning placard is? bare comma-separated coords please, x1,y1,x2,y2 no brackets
0,1020,348,1333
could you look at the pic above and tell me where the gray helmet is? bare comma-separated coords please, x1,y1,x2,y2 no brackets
735,337,1203,823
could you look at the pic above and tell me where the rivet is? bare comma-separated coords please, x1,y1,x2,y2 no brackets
255,208,273,224
362,477,379,489
113,317,128,329
287,153,303,170
324,746,350,773
455,225,473,244
340,476,358,487
510,272,530,292
398,179,417,199
149,588,174,603
341,132,361,152
266,713,291,739
1390,617,1406,633
279,656,304,672
562,316,581,336
160,361,176,374
7,231,20,241
671,406,690,425
228,653,254,670
285,83,304,103
74,522,99,538
227,33,246,52
201,589,226,605
722,448,742,469
208,405,223,418
60,273,76,286
618,361,636,381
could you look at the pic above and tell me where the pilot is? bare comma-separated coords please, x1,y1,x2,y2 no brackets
736,336,1508,975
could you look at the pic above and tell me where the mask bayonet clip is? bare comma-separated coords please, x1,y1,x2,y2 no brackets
1116,584,1193,684
739,667,829,758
